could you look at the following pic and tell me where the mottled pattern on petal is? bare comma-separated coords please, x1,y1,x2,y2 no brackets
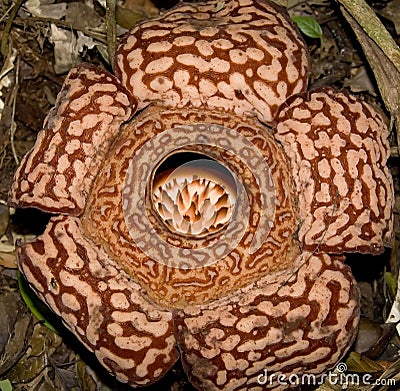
275,87,393,254
17,215,178,387
175,252,360,390
115,0,310,124
9,63,136,215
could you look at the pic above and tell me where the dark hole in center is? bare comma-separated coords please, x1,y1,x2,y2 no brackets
155,152,214,176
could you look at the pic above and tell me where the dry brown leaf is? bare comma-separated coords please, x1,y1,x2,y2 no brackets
377,0,400,35
65,2,102,29
0,252,17,268
0,291,34,376
344,66,376,94
124,0,159,17
341,8,400,153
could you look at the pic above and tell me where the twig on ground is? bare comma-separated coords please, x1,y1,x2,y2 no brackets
106,0,117,69
1,0,25,56
9,56,20,166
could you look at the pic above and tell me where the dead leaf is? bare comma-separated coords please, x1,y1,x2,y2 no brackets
116,6,145,30
376,0,400,35
0,290,33,376
341,8,400,153
347,351,385,372
354,318,396,359
65,2,102,29
0,253,17,268
24,0,68,19
124,0,159,17
0,204,9,238
7,322,63,384
343,66,376,94
49,25,97,74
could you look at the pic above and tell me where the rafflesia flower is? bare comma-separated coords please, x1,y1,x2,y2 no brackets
9,0,393,390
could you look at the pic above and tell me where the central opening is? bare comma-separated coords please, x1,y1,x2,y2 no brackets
152,152,237,236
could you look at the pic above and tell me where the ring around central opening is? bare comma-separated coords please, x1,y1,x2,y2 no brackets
152,152,237,236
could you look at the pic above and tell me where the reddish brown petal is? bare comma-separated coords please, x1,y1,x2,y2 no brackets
175,252,360,390
115,0,310,124
9,63,136,215
17,215,178,386
275,87,394,254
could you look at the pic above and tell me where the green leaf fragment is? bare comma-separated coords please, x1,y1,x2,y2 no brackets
17,271,59,335
292,15,323,38
0,380,13,391
384,271,397,299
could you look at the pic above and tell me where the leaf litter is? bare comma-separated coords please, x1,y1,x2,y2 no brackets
0,0,399,390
